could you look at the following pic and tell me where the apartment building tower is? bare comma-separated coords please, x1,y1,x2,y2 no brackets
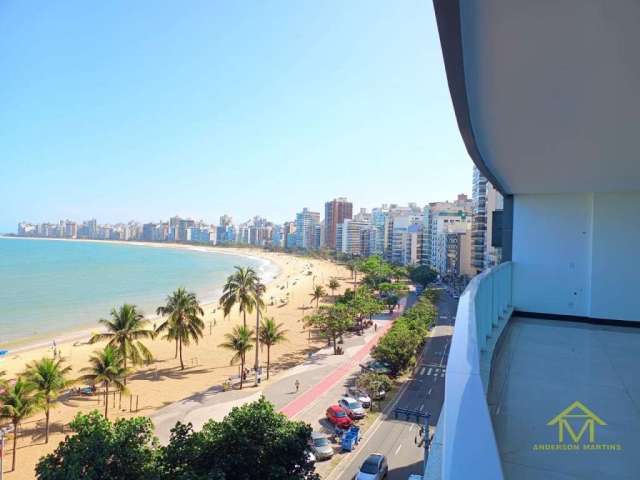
324,197,352,249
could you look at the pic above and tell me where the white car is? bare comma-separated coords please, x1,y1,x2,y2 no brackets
348,389,371,408
338,397,366,420
355,453,388,480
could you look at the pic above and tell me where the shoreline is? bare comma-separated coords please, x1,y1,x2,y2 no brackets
0,236,283,353
0,242,350,480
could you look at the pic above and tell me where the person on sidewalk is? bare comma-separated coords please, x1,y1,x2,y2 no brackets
295,379,300,393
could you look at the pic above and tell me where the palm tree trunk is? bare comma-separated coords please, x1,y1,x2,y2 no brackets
179,337,184,370
175,338,178,359
104,382,109,418
123,354,128,386
243,310,247,328
267,346,271,380
240,354,244,389
45,400,50,443
254,309,260,384
11,421,17,471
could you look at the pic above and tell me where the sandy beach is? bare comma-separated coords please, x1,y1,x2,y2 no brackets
0,244,351,479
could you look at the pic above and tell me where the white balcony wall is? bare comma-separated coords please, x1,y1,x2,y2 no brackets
512,192,640,322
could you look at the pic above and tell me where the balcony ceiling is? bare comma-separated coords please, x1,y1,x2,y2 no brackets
437,0,640,195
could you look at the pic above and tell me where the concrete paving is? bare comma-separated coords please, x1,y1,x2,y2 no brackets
488,317,640,480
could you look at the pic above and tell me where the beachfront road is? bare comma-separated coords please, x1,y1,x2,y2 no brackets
327,288,457,480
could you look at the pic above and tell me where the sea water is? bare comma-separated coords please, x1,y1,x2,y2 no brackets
0,237,275,347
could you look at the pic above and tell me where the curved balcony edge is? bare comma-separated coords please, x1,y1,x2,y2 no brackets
425,262,514,480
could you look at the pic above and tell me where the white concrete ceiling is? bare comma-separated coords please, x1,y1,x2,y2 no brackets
459,0,640,194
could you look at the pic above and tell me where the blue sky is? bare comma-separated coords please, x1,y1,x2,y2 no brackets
0,1,471,232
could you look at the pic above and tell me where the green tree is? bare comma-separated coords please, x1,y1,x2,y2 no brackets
371,323,420,376
258,317,288,380
356,372,393,410
25,357,72,443
219,325,254,389
251,280,266,385
327,277,340,296
358,256,394,289
219,266,260,328
160,397,318,480
384,294,400,314
308,305,353,354
309,285,326,310
408,265,438,288
156,288,205,371
90,304,153,384
345,287,382,333
78,346,129,419
390,265,408,282
35,412,158,480
0,377,43,471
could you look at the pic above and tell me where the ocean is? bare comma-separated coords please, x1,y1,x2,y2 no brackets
0,237,275,348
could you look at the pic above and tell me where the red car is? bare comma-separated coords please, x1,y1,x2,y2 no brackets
326,405,353,429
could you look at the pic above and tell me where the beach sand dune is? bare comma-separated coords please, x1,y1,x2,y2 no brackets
0,248,351,480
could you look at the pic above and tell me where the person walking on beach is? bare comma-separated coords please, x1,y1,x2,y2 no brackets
295,379,300,393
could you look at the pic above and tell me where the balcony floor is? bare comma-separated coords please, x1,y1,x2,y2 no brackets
488,316,640,480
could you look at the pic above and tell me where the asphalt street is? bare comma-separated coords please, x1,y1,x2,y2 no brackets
329,287,457,480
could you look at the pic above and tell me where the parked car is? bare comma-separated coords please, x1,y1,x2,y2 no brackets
338,397,366,420
309,432,334,460
360,360,391,375
355,453,388,480
326,405,353,429
306,450,316,465
347,388,371,408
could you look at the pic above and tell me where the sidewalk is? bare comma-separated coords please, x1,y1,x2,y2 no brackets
152,298,408,444
279,303,404,418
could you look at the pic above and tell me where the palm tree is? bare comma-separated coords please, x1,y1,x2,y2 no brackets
89,304,153,384
78,346,129,419
24,357,71,443
328,278,340,296
258,317,288,380
309,285,326,310
252,281,266,385
219,266,261,328
0,377,43,471
219,326,254,389
156,288,205,370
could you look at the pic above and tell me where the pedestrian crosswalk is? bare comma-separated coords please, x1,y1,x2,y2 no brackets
419,364,446,378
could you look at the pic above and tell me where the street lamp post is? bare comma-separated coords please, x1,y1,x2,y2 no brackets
0,425,15,480
393,408,432,471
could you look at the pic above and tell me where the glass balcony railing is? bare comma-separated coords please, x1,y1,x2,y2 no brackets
426,262,513,480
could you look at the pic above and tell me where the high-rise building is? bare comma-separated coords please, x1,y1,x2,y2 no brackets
433,221,473,280
390,214,424,265
423,194,473,269
471,167,488,272
282,221,296,249
371,206,389,256
295,208,320,249
64,220,78,239
336,219,370,256
324,197,352,249
471,167,504,272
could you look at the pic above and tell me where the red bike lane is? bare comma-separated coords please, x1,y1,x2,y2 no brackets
279,299,407,418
